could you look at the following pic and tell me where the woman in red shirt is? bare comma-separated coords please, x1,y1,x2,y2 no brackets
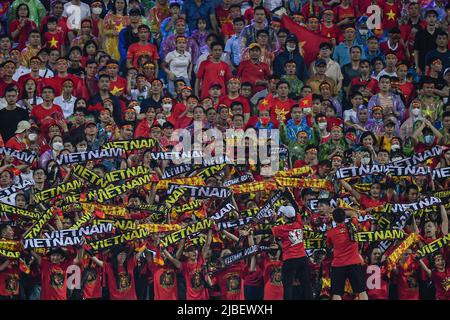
262,245,284,300
419,253,450,300
134,107,157,138
365,247,390,300
9,4,37,50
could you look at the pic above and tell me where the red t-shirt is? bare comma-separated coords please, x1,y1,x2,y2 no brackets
30,103,64,124
360,194,386,209
181,256,209,300
17,74,43,97
40,74,87,99
215,6,231,28
216,262,245,300
431,268,450,300
270,97,295,127
219,95,251,115
110,76,128,96
380,41,406,63
263,259,283,300
382,2,401,31
43,30,65,51
40,258,71,300
272,214,307,261
350,77,379,94
0,260,20,297
9,19,37,50
103,259,137,300
127,43,160,69
81,257,103,300
396,258,420,300
320,24,341,41
237,60,271,93
0,79,19,97
151,264,178,300
326,216,363,267
365,264,389,300
197,59,231,99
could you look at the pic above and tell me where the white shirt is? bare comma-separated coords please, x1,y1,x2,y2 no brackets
12,66,30,81
165,50,192,79
344,109,358,124
376,70,398,81
54,95,77,119
63,2,91,27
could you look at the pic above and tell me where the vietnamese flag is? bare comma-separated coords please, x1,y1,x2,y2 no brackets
299,94,312,108
280,14,329,66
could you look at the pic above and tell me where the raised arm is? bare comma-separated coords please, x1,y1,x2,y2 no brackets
162,248,181,269
340,180,361,202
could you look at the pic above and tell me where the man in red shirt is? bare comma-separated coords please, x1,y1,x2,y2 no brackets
237,43,271,95
30,86,64,125
107,60,128,97
195,42,231,99
269,80,296,126
326,208,368,300
0,60,19,97
219,78,251,123
255,205,313,300
127,24,160,72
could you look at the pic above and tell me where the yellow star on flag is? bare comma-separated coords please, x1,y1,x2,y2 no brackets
116,23,124,32
422,108,434,118
261,99,268,106
49,37,58,48
386,10,396,20
301,99,309,106
110,86,124,95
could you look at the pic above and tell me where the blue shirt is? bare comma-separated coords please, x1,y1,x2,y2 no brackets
225,35,241,67
332,41,366,67
181,0,215,34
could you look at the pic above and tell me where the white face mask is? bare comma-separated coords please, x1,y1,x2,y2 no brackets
77,147,87,152
92,7,102,15
359,29,368,35
412,108,421,117
52,142,64,151
133,106,141,114
28,133,37,141
318,122,327,130
162,103,172,113
361,157,371,165
286,45,296,52
391,144,400,151
157,118,166,126
260,167,274,177
303,108,311,114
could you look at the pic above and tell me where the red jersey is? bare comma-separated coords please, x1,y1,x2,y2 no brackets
0,79,18,97
272,214,307,261
350,77,379,94
215,6,232,28
40,74,87,99
396,257,420,300
127,43,160,69
326,216,363,267
431,268,450,300
197,59,231,99
9,19,37,50
30,104,64,124
398,82,415,105
0,259,20,297
320,24,341,41
181,256,209,300
382,2,401,30
109,76,128,96
365,264,389,300
360,194,386,209
43,30,65,51
263,259,283,300
237,60,271,93
81,258,103,300
40,258,71,300
216,262,245,300
103,259,137,300
334,6,355,22
380,41,406,63
151,264,178,300
219,95,251,114
270,97,295,126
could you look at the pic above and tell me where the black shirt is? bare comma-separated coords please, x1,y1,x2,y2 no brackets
414,28,438,71
140,95,162,114
0,107,29,142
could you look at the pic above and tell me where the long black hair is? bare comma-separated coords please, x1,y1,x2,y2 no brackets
112,0,128,15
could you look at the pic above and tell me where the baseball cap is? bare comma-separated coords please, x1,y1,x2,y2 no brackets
15,120,31,134
85,120,97,127
286,34,298,43
278,205,296,218
248,43,262,50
